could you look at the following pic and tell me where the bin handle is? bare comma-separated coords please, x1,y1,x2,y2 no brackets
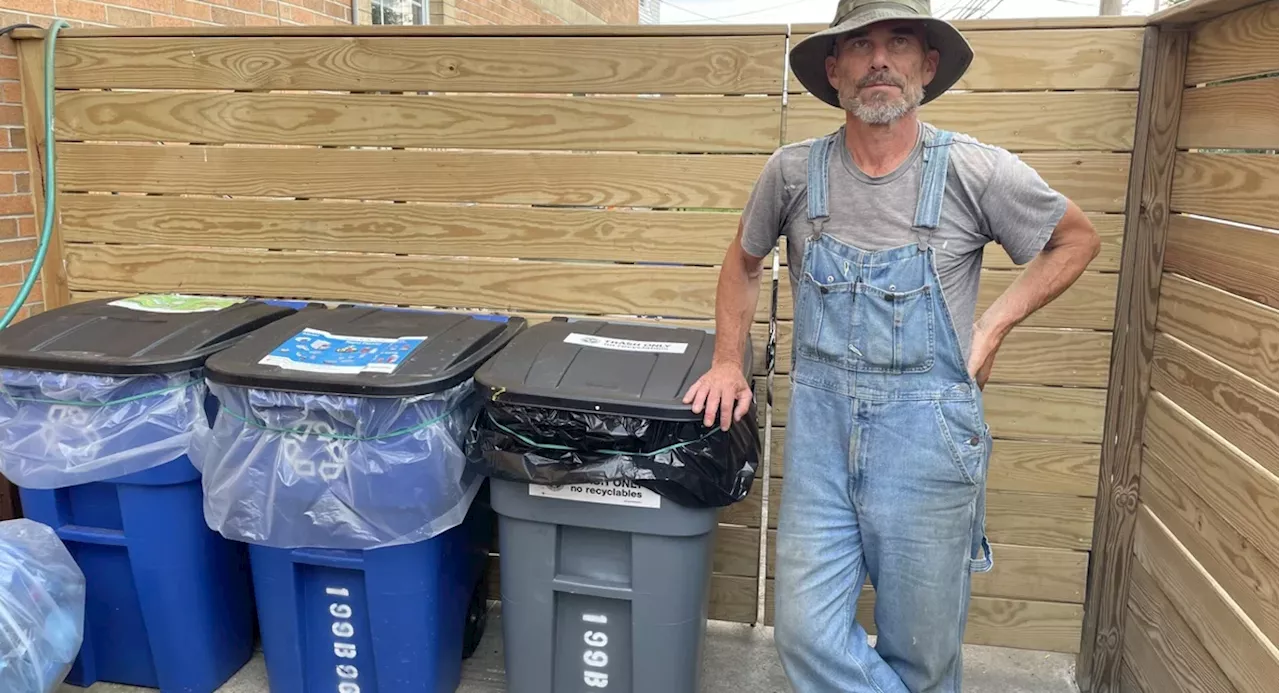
286,547,365,570
551,575,633,601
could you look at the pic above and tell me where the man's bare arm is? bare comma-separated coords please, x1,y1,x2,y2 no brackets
683,220,770,430
969,198,1101,384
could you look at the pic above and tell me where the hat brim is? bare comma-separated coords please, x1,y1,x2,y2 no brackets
789,11,973,109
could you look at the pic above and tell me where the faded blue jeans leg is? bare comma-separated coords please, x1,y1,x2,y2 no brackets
772,379,909,693
858,396,989,693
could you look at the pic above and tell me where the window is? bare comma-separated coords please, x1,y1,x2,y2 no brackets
371,0,426,25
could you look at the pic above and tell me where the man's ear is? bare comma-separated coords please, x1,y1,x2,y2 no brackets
825,54,839,88
921,47,940,86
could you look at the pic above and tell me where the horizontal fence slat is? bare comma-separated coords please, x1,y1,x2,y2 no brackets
1170,152,1279,229
774,321,1113,387
767,380,1106,443
64,243,724,319
1155,272,1279,387
1183,0,1278,84
57,147,1128,212
787,28,1142,91
57,143,768,209
787,91,1138,151
52,35,787,93
1164,214,1278,308
775,268,1120,329
711,525,761,578
59,195,741,265
764,533,1088,603
765,426,1100,496
1150,331,1279,475
55,91,784,153
1177,77,1279,150
708,574,758,623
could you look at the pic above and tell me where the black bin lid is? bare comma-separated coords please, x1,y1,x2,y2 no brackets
204,306,527,397
473,318,752,420
0,295,300,375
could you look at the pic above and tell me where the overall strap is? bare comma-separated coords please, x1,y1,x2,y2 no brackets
912,129,955,250
806,132,839,237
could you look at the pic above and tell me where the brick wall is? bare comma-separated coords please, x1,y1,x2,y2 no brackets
447,0,638,24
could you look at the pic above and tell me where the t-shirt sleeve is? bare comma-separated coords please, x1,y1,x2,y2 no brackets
739,149,789,258
979,150,1068,266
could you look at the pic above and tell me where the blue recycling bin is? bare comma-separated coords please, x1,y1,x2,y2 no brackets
0,294,300,692
192,306,525,693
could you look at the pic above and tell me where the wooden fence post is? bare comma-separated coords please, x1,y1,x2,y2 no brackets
1075,23,1189,693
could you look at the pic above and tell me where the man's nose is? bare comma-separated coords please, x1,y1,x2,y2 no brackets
868,41,891,68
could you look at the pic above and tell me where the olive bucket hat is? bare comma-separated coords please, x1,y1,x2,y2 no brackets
790,0,974,109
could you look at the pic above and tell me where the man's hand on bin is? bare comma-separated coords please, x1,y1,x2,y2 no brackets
683,362,754,432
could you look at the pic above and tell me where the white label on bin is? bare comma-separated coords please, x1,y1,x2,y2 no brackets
327,586,360,692
528,479,661,508
563,333,687,354
108,294,245,313
258,328,427,375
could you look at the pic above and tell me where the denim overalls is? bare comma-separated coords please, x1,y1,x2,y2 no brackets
773,128,994,693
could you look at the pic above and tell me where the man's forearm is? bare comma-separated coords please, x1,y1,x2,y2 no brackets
712,247,765,370
978,222,1099,339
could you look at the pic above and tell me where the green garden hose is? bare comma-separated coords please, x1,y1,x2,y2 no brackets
0,19,68,330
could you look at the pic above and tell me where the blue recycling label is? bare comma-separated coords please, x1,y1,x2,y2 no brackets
258,328,427,375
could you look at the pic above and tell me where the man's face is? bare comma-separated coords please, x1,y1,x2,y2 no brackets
824,20,939,125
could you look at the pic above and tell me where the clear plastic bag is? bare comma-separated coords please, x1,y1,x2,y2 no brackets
0,519,85,693
192,379,485,550
0,368,208,489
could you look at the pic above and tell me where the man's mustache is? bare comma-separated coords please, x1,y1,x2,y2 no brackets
857,70,905,89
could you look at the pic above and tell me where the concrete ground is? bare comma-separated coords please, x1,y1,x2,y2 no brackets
58,606,1080,693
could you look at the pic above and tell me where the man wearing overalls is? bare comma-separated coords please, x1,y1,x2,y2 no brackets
682,1,1102,691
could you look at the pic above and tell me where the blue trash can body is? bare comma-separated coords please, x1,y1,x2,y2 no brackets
247,483,492,693
18,455,257,691
0,295,302,692
196,307,526,693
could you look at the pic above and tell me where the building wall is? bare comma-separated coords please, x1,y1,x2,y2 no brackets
431,0,637,25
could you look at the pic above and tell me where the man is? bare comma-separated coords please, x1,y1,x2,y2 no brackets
682,1,1101,691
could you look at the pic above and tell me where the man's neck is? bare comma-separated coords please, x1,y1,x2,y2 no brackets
843,112,921,177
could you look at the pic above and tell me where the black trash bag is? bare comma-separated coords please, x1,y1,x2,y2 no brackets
465,399,759,509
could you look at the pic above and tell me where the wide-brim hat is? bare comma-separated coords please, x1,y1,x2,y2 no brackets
790,0,974,109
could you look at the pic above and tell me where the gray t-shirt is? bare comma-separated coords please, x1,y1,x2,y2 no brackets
740,122,1067,362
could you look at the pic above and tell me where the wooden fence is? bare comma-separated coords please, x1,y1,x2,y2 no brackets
12,15,1147,652
1077,0,1278,691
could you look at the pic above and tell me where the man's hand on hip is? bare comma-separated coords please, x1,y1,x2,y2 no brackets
967,322,1003,390
683,362,754,431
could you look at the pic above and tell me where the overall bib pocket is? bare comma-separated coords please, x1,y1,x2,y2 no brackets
851,282,936,373
795,271,856,367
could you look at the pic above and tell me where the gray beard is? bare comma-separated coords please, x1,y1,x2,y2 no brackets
840,83,925,125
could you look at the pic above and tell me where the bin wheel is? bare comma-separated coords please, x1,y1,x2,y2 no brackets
462,575,488,659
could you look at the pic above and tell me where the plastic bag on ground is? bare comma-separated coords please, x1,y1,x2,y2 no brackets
192,379,485,550
464,399,759,508
0,368,208,489
0,519,85,693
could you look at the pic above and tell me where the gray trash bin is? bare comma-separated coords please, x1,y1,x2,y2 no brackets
465,318,759,693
